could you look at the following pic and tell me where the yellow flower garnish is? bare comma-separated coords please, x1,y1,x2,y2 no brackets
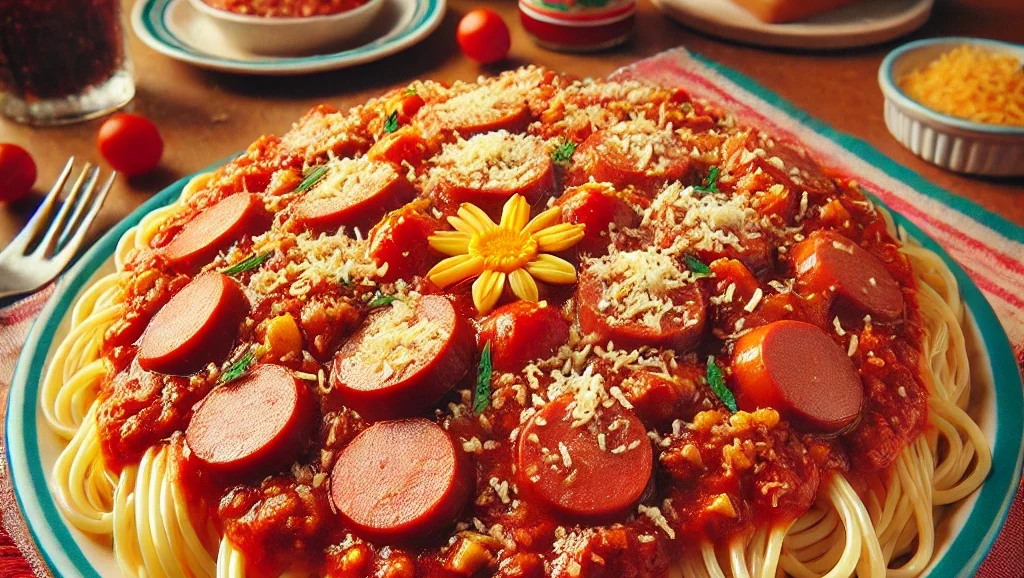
427,195,585,314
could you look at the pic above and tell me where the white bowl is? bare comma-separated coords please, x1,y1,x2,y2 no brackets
186,0,385,56
878,37,1024,177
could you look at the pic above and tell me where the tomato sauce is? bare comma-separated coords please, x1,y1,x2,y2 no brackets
93,69,930,578
204,0,370,18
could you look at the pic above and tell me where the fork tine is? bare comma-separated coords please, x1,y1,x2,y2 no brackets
49,171,115,271
7,158,75,254
33,163,98,258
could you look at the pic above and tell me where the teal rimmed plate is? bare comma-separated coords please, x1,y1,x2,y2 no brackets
131,0,445,75
5,165,1023,576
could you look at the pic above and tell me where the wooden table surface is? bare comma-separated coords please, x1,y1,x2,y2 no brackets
1,0,1021,247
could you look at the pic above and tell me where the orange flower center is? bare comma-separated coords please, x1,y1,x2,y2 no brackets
469,228,538,273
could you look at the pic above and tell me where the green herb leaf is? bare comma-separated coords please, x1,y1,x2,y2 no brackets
474,342,493,415
220,349,256,385
403,87,418,96
684,254,711,277
384,110,399,134
368,294,397,308
706,356,737,412
296,165,328,193
694,166,720,194
220,251,273,276
551,140,577,166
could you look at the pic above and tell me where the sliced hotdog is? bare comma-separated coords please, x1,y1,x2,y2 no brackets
331,295,474,420
577,249,707,352
791,230,905,321
368,203,443,283
163,193,270,272
517,394,652,522
566,120,693,195
185,364,316,480
477,301,570,372
731,320,863,434
557,183,643,257
421,84,531,140
291,157,416,233
330,419,471,542
137,272,249,375
425,131,555,215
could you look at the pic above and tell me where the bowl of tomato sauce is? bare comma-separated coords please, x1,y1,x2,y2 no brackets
187,0,384,56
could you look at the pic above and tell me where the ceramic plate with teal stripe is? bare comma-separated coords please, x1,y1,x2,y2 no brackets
131,0,445,75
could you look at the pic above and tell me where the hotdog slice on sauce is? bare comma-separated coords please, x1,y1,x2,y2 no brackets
425,131,555,215
368,203,443,283
731,320,864,434
557,183,643,257
477,301,570,372
420,84,532,140
331,419,471,542
185,364,316,480
577,249,707,352
791,230,905,321
163,193,270,272
566,119,693,195
331,295,473,420
291,157,415,234
517,394,652,522
137,272,249,375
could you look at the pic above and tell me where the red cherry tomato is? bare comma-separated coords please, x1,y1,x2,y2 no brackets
97,113,164,177
0,144,37,203
457,9,510,64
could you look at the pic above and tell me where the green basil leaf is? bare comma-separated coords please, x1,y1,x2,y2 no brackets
706,356,737,412
368,294,397,308
550,140,577,166
384,110,399,134
220,349,256,385
684,254,711,277
220,251,273,276
694,166,720,194
474,342,493,415
296,165,328,193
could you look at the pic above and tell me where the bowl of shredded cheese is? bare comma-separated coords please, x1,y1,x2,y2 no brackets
879,37,1024,176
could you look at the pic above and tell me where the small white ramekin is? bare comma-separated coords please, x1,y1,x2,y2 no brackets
878,37,1024,177
186,0,384,56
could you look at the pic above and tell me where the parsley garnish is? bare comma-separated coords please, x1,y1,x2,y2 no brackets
384,110,399,134
221,251,272,276
550,140,576,166
403,87,417,96
694,166,720,194
684,254,711,277
295,165,328,193
220,349,256,385
368,294,397,308
474,342,493,415
706,356,737,412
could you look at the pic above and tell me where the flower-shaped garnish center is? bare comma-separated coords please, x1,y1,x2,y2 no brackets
469,228,538,273
427,195,585,314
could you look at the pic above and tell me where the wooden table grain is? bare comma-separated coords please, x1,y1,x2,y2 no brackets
1,0,1021,247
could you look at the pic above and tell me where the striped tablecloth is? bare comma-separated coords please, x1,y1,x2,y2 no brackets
1,48,1022,578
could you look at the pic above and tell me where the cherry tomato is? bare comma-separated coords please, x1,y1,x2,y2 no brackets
0,144,37,203
457,9,510,64
97,113,164,177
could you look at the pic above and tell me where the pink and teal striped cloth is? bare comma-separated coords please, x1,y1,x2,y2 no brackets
0,47,1021,578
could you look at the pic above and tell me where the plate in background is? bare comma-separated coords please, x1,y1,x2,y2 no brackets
652,0,933,50
131,0,445,75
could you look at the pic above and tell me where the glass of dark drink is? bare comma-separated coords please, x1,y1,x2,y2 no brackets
0,0,135,126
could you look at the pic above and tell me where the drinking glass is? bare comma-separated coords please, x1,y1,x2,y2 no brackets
0,0,135,126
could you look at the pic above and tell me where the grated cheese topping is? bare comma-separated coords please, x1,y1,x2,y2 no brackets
584,248,699,329
340,297,444,380
646,182,762,254
427,131,550,192
247,230,383,297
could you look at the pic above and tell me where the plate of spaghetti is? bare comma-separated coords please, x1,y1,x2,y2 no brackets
7,67,1023,578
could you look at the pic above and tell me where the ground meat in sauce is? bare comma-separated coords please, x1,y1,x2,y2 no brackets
94,67,928,578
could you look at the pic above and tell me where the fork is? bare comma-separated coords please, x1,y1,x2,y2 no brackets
0,158,116,300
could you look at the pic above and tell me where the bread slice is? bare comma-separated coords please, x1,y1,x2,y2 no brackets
729,0,864,23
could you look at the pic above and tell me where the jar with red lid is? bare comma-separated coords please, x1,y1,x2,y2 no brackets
519,0,636,52
0,0,135,126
